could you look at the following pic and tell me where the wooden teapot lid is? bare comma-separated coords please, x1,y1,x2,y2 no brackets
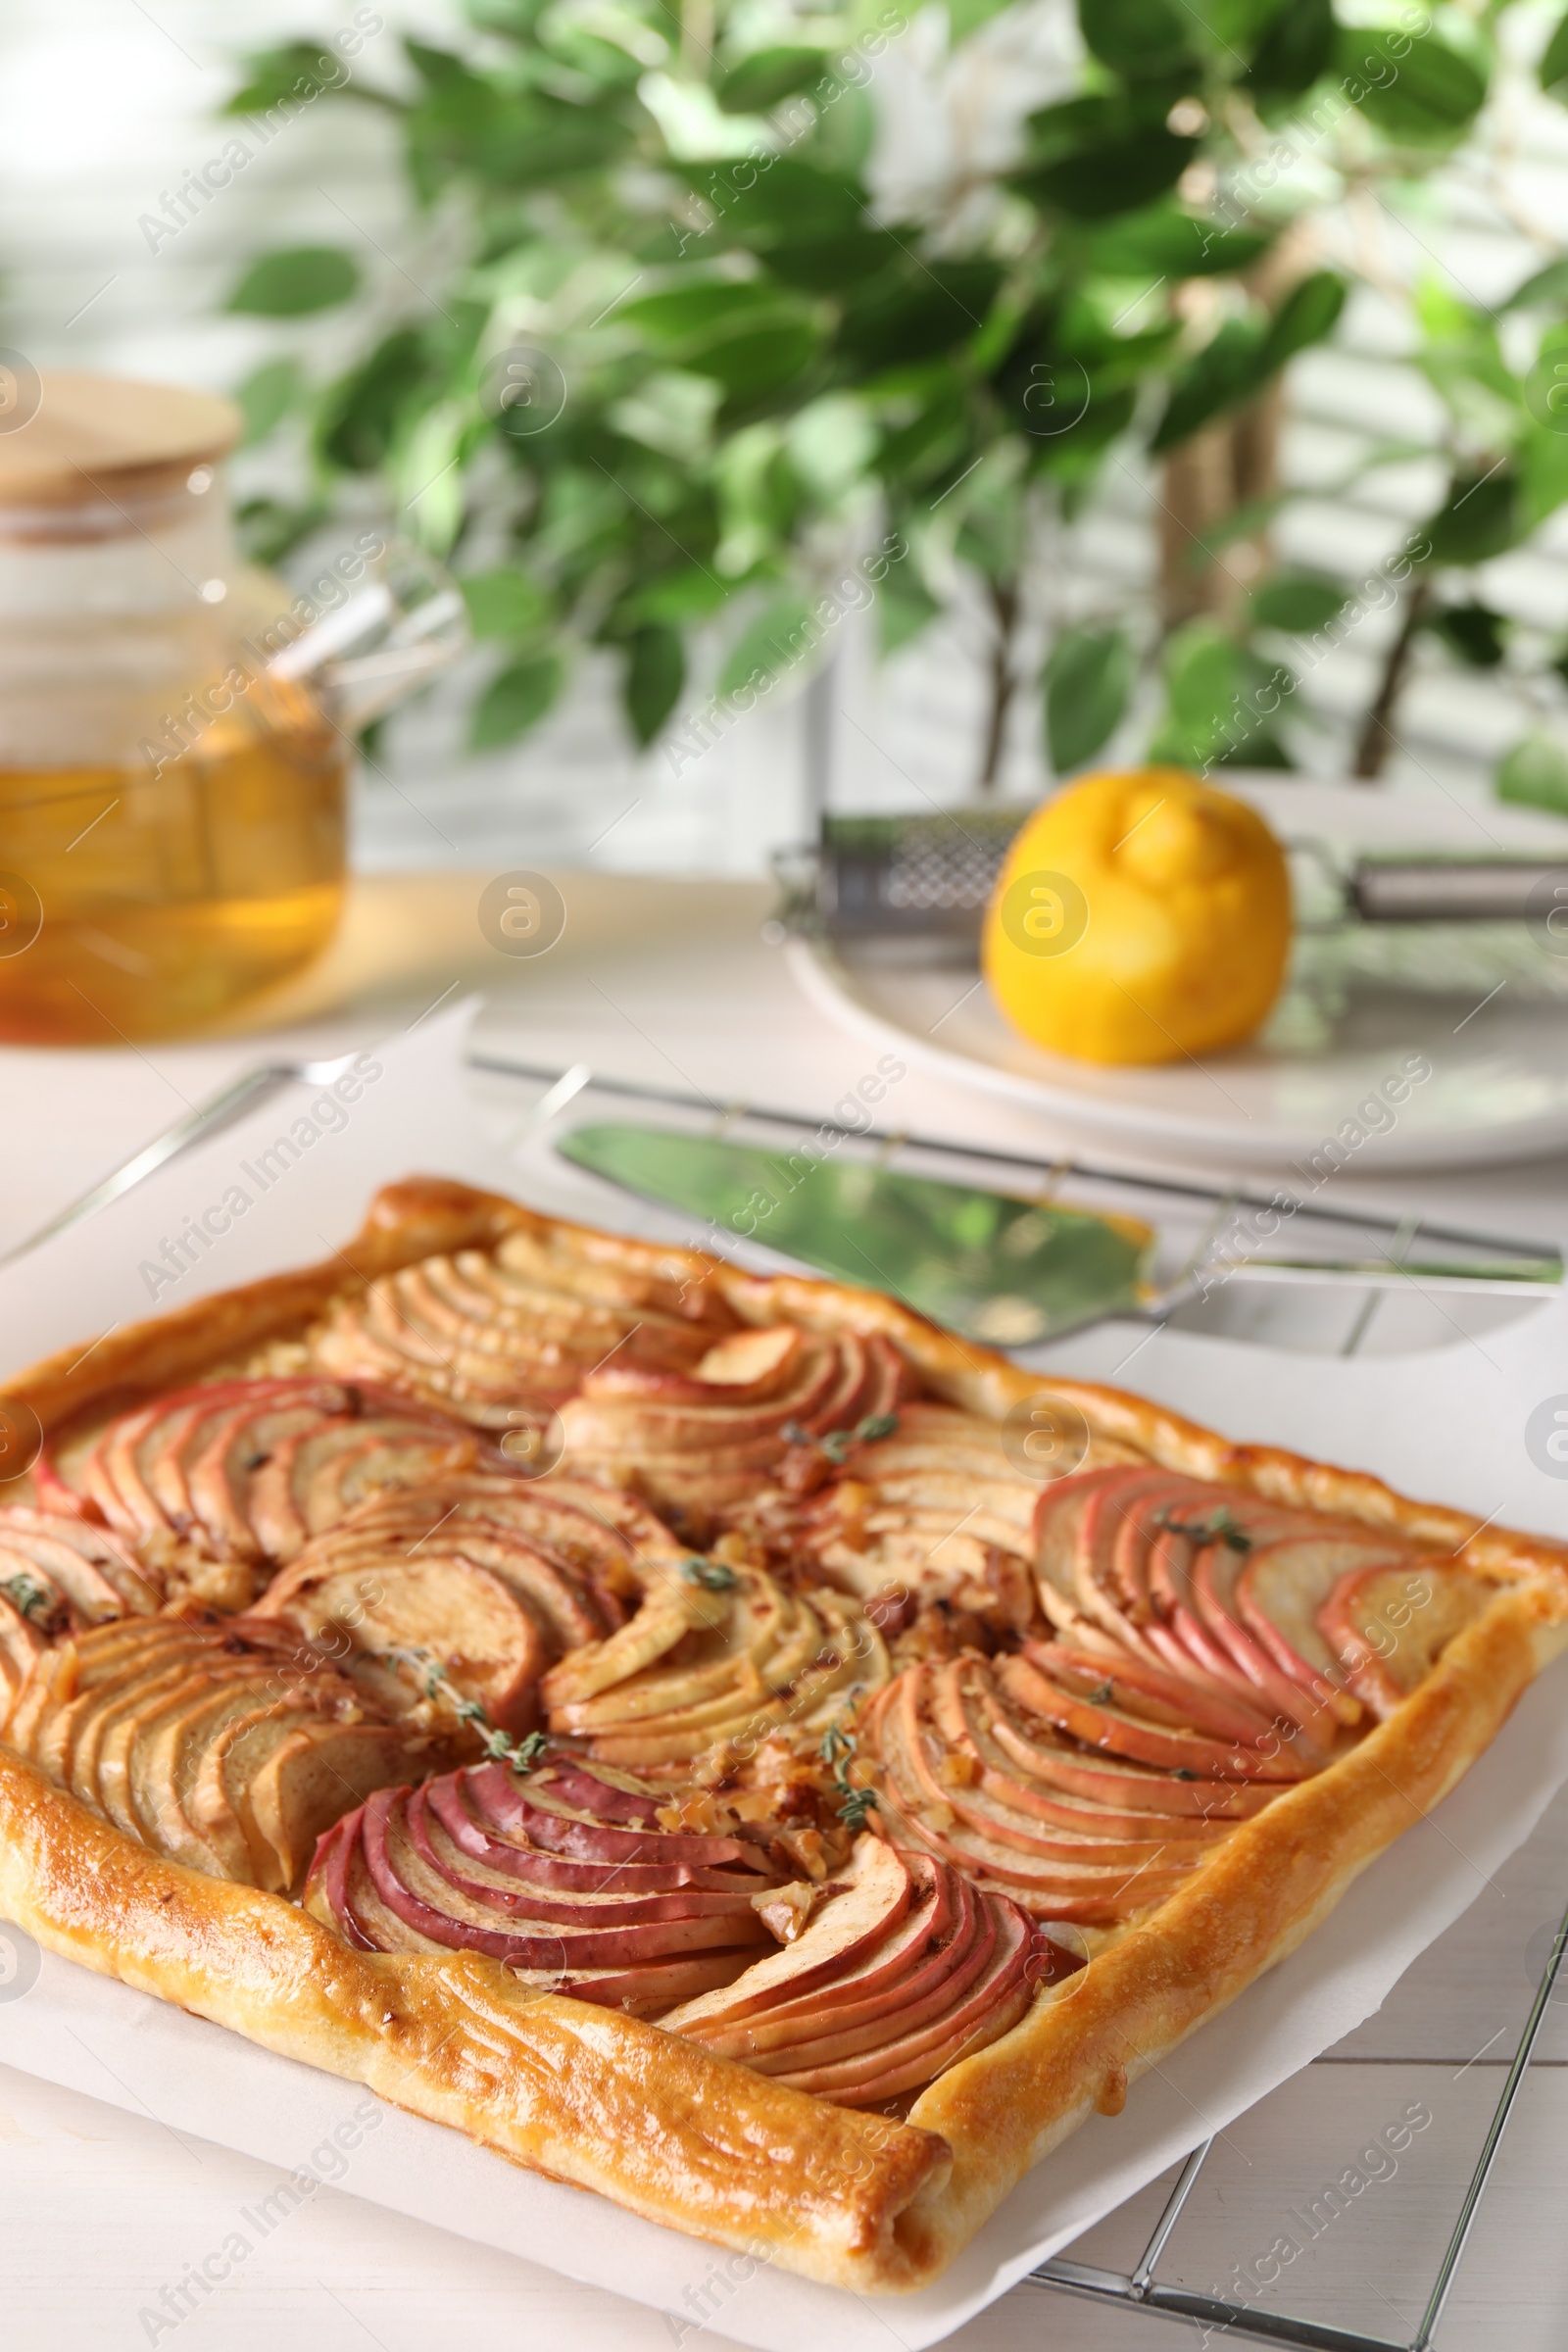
0,368,242,508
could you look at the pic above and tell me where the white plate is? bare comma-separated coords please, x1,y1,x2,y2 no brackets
788,781,1568,1172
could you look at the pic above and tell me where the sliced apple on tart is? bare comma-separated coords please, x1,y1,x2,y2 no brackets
660,1831,1054,2105
3,1611,431,1891
542,1561,889,1774
307,1226,742,1429
252,1473,653,1732
560,1327,914,1518
306,1752,784,2013
42,1376,483,1596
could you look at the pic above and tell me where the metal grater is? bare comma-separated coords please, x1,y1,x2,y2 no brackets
795,808,1024,939
777,808,1568,943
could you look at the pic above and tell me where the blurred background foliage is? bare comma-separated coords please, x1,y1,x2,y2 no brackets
220,0,1568,810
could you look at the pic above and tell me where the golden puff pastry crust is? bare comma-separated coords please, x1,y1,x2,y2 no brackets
1,1173,1565,2293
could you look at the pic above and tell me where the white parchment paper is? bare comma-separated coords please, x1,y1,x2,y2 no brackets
1,1001,1565,2352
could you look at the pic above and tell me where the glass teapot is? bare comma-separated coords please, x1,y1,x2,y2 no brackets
0,370,467,1045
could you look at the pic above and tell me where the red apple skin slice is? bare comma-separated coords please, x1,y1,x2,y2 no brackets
766,1889,1004,2092
391,1787,719,1935
422,1773,755,1896
1185,1543,1340,1750
362,1788,760,1967
536,1758,663,1825
983,1717,1279,1829
1316,1557,1491,1718
746,1872,996,2077
309,1797,763,2016
689,1856,964,2056
1044,1469,1253,1730
406,1784,766,1928
183,1396,349,1557
859,1686,1193,1922
656,1835,912,2034
1104,1475,1216,1617
1099,1471,1342,1746
1022,1640,1277,1749
0,1509,158,1620
1074,1469,1189,1623
892,1667,1188,1870
933,1660,1235,1847
733,1875,977,2061
776,1895,1036,2103
1237,1538,1401,1723
1004,1650,1307,1783
1033,1467,1131,1631
307,1812,381,1951
466,1760,774,1875
93,1379,345,1546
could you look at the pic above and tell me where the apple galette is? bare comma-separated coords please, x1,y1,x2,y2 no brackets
0,1177,1563,2292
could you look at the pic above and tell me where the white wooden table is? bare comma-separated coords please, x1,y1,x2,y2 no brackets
3,869,1566,2352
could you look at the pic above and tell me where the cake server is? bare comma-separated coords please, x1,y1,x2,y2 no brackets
554,1118,1561,1348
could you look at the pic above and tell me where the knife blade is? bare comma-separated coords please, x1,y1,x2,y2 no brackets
556,1120,1154,1346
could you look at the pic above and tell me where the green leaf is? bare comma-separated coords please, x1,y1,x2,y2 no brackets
676,156,866,254
1246,0,1335,98
1429,602,1507,667
877,568,941,656
716,46,825,116
1502,257,1568,311
625,568,733,625
836,262,1004,367
1045,626,1135,772
625,626,685,744
1522,419,1568,529
1423,466,1521,565
1259,270,1346,368
1014,93,1198,221
226,42,365,116
765,233,905,291
1083,206,1271,280
1345,28,1488,139
234,495,328,568
690,321,819,399
1541,8,1568,95
318,328,443,473
947,0,1015,34
235,356,301,446
1078,0,1195,79
1152,317,1267,452
227,244,361,317
619,281,785,343
461,566,551,640
1249,575,1348,632
717,595,818,698
1148,620,1292,768
470,651,565,748
1497,733,1568,816
1152,277,1342,455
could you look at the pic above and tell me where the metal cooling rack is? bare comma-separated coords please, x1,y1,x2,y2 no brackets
1024,1887,1568,2352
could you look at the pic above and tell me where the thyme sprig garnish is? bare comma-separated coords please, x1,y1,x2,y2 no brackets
382,1644,550,1775
1,1571,56,1626
680,1556,737,1592
782,1412,901,1466
820,1706,878,1832
1155,1506,1252,1554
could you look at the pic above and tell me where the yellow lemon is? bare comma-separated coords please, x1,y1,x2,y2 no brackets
982,767,1291,1065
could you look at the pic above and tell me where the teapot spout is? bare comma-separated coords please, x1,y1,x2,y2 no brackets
269,539,469,730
